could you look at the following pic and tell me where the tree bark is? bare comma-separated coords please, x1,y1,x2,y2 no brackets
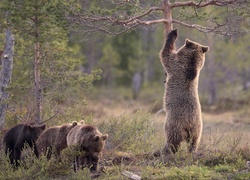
34,13,42,123
162,0,173,40
34,41,42,123
0,28,14,129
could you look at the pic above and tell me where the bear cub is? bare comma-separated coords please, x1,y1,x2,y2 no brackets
160,29,209,155
36,121,78,159
3,123,46,167
67,124,108,172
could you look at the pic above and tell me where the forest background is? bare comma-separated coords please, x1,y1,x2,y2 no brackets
0,0,250,179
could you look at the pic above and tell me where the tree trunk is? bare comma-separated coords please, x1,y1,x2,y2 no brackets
0,28,14,129
34,41,42,123
207,79,216,105
162,0,173,40
33,12,42,124
206,37,217,106
132,72,142,100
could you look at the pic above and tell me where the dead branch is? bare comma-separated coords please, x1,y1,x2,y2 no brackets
39,111,59,124
172,19,220,32
70,6,162,26
66,0,249,38
120,7,163,25
127,18,171,25
122,171,142,180
171,0,245,8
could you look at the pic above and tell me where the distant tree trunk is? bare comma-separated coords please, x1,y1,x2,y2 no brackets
0,28,14,129
141,31,154,82
132,72,142,100
206,38,217,105
207,79,216,105
34,41,42,123
34,14,42,123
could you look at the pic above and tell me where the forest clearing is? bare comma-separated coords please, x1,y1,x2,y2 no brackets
1,96,250,179
0,0,250,179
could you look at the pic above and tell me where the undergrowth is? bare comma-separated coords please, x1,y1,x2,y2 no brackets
1,110,250,179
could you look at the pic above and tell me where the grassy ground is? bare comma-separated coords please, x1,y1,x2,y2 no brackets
1,95,250,179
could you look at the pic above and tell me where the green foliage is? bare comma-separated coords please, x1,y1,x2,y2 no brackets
111,31,143,86
99,110,157,154
162,165,222,179
0,0,103,123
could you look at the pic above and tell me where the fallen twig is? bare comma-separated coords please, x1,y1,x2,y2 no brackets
122,171,141,180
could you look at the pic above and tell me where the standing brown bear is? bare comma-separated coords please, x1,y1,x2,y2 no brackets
160,29,209,154
3,123,46,167
36,121,78,159
67,124,108,172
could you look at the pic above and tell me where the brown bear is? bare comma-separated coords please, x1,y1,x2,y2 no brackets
3,123,46,167
160,29,209,155
36,121,78,159
66,124,108,172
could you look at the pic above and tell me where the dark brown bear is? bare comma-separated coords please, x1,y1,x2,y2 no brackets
67,124,108,172
36,121,78,159
160,29,209,155
3,123,46,167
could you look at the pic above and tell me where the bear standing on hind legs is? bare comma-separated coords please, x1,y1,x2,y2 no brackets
160,29,209,155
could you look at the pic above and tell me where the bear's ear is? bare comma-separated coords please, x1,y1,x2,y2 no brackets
202,46,209,53
27,124,33,130
41,124,46,130
102,134,108,141
72,121,78,127
79,120,85,125
185,39,193,48
93,135,100,142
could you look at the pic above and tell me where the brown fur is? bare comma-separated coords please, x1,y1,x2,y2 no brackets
67,124,108,172
36,121,77,159
160,29,209,154
3,123,46,167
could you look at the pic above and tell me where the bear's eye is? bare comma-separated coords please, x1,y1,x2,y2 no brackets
93,136,100,142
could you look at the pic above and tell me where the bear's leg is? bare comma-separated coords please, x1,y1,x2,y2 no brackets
46,146,52,160
88,154,99,172
8,149,15,165
13,148,21,167
33,145,39,158
80,155,87,170
55,148,61,159
5,147,14,164
73,156,79,172
164,131,182,154
187,130,200,153
161,29,178,58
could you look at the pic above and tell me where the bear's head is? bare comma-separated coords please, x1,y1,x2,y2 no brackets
28,124,46,141
176,39,209,80
79,125,108,154
58,121,78,135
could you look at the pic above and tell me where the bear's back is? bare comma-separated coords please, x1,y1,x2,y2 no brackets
67,125,100,146
36,126,59,146
67,125,83,146
3,124,27,147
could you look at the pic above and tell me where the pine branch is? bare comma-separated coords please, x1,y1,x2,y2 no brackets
171,0,245,8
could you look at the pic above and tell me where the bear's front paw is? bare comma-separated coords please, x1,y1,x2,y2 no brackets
170,29,177,36
166,29,178,45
